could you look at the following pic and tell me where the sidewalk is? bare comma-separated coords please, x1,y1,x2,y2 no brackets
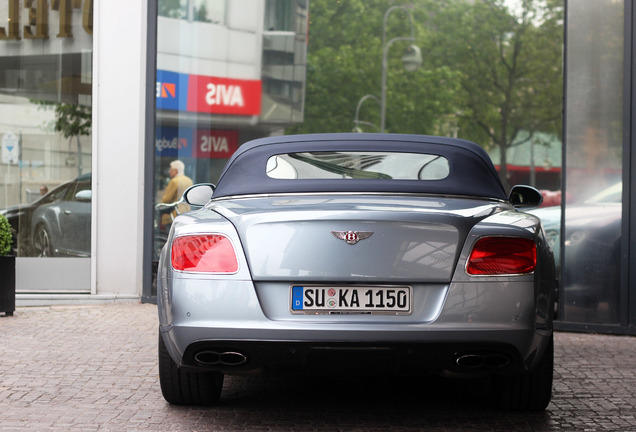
1,303,635,431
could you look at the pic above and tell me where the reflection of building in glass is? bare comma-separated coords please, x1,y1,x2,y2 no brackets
1,0,633,334
561,0,624,326
152,0,308,195
0,1,93,230
0,0,94,294
488,131,562,192
154,0,308,189
151,0,309,300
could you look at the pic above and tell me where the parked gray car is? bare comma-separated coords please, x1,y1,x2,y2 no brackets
0,174,91,257
530,182,621,312
157,134,556,410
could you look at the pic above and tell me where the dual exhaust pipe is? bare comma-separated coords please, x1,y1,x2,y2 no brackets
194,350,248,367
194,349,509,370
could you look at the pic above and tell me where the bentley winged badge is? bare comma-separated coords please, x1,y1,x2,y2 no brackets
331,230,373,245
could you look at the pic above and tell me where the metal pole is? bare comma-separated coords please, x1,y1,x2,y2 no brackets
354,94,380,132
380,6,416,133
530,139,536,187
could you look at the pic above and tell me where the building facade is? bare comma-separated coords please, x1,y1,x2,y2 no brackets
1,0,635,333
0,0,308,305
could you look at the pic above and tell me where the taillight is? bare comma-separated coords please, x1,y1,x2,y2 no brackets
466,237,536,275
171,234,238,273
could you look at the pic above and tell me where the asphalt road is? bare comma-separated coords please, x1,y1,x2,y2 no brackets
1,303,635,431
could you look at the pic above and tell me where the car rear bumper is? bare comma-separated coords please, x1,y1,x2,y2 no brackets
160,324,546,376
160,282,550,375
158,276,552,376
175,338,528,376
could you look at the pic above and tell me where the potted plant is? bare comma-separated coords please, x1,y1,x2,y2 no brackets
0,213,15,316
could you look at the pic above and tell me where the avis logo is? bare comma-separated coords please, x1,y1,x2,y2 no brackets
200,135,229,153
205,83,244,107
156,82,176,99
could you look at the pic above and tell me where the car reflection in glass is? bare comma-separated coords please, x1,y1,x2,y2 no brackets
0,174,91,257
531,182,621,317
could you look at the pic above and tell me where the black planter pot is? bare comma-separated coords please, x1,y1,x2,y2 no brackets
0,255,15,316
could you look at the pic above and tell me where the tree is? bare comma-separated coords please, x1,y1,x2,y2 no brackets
289,0,563,190
53,103,92,176
429,0,563,189
34,101,92,176
287,0,460,135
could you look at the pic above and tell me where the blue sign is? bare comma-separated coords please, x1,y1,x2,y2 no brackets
292,286,304,310
156,70,188,111
155,126,193,158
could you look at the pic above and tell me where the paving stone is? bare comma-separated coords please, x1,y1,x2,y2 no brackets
0,304,635,431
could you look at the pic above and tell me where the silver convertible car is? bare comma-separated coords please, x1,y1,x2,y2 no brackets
157,134,556,410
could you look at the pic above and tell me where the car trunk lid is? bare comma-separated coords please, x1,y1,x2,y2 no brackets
209,195,503,283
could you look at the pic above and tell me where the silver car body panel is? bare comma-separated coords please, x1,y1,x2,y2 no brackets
211,195,495,282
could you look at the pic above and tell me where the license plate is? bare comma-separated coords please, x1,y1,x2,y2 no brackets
290,285,412,315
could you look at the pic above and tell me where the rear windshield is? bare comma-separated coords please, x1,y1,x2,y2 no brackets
266,151,450,181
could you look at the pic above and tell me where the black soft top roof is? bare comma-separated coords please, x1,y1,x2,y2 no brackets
213,133,507,200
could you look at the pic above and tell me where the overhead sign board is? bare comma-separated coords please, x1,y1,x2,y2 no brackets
156,70,188,112
187,75,262,116
156,70,262,116
156,127,238,159
0,0,93,57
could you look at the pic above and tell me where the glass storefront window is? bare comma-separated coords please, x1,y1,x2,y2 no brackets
193,0,225,24
153,0,308,265
563,0,624,324
150,1,573,319
265,0,295,31
0,1,93,292
159,0,225,24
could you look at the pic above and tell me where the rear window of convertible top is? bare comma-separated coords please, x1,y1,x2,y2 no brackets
266,151,450,181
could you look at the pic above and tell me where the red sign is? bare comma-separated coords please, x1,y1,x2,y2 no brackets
187,75,261,116
193,130,239,159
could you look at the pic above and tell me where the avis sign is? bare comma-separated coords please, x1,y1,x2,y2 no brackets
156,70,262,116
187,75,261,116
193,130,238,158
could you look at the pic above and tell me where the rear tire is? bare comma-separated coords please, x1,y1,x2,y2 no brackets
158,333,224,406
493,333,553,411
33,224,54,257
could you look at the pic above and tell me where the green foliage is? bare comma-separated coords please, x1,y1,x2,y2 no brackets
288,0,461,135
33,101,92,139
288,0,564,189
51,104,92,139
429,0,564,188
0,214,12,257
159,0,186,19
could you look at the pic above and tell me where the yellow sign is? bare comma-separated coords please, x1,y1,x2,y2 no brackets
0,0,93,40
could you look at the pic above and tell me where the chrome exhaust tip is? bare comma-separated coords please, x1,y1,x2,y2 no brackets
455,353,511,369
194,350,248,366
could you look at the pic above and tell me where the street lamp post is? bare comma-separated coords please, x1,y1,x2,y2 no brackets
353,94,381,132
380,5,422,133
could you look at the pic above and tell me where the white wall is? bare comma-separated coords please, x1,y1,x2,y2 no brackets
156,0,264,79
91,0,148,299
